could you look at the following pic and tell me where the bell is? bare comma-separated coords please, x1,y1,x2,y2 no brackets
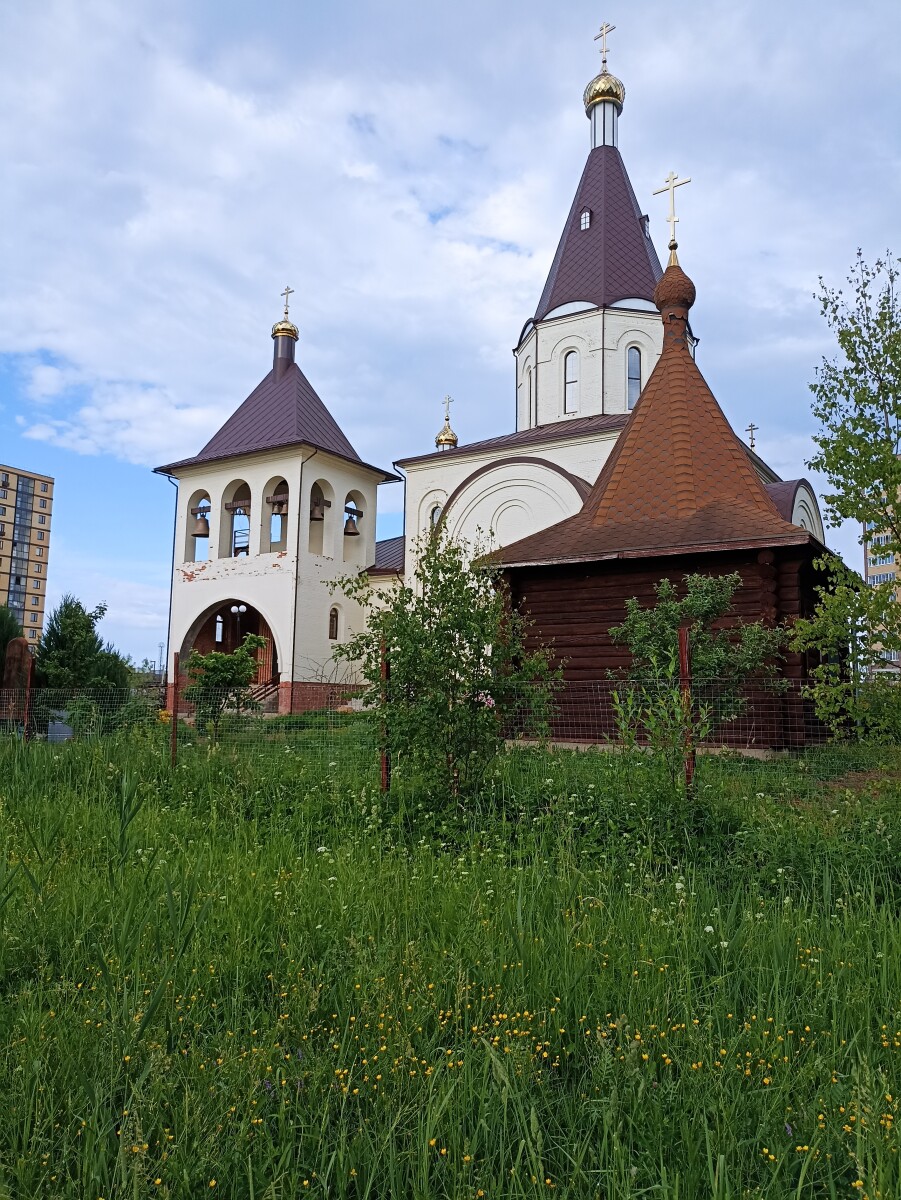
310,498,325,522
343,514,359,537
192,513,210,538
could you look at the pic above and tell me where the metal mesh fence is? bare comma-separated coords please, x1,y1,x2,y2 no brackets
3,678,901,806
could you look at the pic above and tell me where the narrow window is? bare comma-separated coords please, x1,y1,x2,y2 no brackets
39,499,47,509
215,614,224,644
29,629,36,639
32,579,40,589
31,596,39,607
328,607,339,640
430,504,443,528
39,515,46,525
527,367,533,424
580,209,591,231
37,532,44,541
627,346,642,409
563,351,579,414
41,483,48,493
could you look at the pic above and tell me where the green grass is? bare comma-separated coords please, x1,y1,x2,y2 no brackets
0,730,899,1198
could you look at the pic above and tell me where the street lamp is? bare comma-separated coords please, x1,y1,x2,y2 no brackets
230,603,247,641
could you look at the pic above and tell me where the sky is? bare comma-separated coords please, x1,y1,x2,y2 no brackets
1,0,899,663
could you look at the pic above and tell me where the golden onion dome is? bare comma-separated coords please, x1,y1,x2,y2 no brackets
271,317,299,341
435,417,458,450
583,69,625,115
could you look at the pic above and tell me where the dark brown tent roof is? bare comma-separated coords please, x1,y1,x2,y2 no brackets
499,261,817,567
156,362,397,480
534,146,663,322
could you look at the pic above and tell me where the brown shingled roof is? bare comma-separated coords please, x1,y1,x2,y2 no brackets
155,362,397,479
499,263,816,567
534,146,663,321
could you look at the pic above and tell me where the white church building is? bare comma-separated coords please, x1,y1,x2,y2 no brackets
155,39,823,712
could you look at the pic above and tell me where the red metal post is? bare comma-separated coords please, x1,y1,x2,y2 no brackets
678,624,695,792
380,638,391,793
170,650,180,770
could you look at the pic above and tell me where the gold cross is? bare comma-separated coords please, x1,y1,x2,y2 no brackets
652,171,691,249
443,394,454,422
280,285,294,317
593,21,615,70
746,422,758,450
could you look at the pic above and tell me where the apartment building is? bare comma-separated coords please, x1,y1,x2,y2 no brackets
0,464,54,642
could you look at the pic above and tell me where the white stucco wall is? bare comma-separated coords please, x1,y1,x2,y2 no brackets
515,305,663,428
167,446,385,682
401,428,620,578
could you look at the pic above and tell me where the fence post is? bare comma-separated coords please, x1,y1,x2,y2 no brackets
22,651,34,741
380,638,391,793
678,624,695,793
170,650,180,770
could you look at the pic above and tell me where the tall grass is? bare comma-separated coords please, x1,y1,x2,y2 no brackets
0,731,899,1198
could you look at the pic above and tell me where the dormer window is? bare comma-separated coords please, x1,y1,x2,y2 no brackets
580,209,591,231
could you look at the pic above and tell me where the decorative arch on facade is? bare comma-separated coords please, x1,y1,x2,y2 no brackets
437,457,591,548
342,490,366,565
328,604,340,641
792,484,825,542
308,478,335,557
219,479,252,558
176,598,282,684
613,325,658,414
262,475,290,553
184,487,212,563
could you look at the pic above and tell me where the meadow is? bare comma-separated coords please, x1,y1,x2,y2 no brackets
0,724,899,1199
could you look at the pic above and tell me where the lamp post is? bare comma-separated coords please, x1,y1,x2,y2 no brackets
230,603,247,644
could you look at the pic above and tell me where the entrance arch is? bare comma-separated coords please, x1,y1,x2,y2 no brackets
178,599,280,683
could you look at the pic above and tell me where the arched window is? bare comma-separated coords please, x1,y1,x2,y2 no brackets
580,208,591,231
627,346,642,410
185,489,211,562
264,478,289,552
430,504,443,528
215,614,224,644
526,367,533,425
328,607,339,640
563,351,579,414
225,482,251,556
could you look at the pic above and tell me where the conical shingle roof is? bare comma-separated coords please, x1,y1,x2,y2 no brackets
500,261,815,566
534,145,663,321
156,362,394,478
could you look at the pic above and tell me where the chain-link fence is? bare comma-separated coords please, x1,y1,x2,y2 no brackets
3,678,900,802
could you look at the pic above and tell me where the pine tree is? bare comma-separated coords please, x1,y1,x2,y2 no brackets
35,595,130,690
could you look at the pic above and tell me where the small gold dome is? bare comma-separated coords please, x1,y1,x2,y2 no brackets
271,318,299,341
435,417,458,450
583,69,625,115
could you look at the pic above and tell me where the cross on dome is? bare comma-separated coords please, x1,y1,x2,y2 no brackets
280,285,294,318
593,21,615,71
652,171,691,264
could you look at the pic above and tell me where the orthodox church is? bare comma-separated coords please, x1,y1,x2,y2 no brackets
155,35,826,713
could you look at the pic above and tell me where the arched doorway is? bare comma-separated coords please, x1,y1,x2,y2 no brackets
179,600,279,684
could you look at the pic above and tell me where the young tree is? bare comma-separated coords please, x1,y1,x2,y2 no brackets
800,251,901,734
808,250,901,549
609,573,785,787
0,605,23,668
790,559,901,740
35,595,131,690
333,531,559,797
183,633,267,738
